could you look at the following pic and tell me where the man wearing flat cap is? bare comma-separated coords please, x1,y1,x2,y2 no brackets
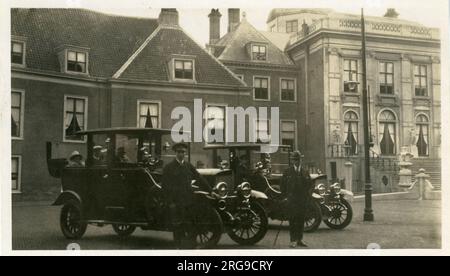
162,142,211,249
281,150,313,248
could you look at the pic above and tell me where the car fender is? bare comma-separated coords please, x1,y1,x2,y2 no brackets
312,193,323,199
52,191,82,206
339,189,354,202
251,190,268,200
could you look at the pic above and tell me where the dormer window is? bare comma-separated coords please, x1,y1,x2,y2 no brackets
67,50,87,73
252,45,267,61
286,20,298,33
174,59,194,80
11,41,25,66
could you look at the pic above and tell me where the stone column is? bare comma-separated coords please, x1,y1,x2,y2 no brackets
414,168,431,200
398,146,413,191
344,161,353,192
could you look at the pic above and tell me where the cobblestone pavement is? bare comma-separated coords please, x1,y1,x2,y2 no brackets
11,198,441,251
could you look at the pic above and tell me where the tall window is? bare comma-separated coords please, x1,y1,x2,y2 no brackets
254,77,269,100
252,45,267,61
138,102,160,128
256,119,270,143
281,121,296,150
378,110,396,155
174,59,194,80
414,65,428,96
271,25,277,32
206,105,226,144
67,50,87,73
12,156,21,193
343,59,358,92
64,96,87,141
379,62,394,94
344,111,359,156
11,91,23,138
11,41,25,65
280,79,296,102
286,20,298,33
416,114,429,156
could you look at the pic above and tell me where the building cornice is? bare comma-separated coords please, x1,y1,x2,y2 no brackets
219,59,299,71
287,29,441,52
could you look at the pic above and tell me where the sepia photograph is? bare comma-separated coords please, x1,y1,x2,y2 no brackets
1,0,449,257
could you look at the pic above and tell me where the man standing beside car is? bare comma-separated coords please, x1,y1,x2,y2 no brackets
162,142,211,249
281,150,313,248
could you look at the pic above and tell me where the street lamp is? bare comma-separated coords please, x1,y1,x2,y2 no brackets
361,8,374,221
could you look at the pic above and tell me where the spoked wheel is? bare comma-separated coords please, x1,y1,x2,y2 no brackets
112,224,136,236
304,200,322,233
323,198,353,230
60,200,87,240
193,206,223,249
227,201,268,245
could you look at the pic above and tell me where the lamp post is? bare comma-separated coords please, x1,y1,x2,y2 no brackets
361,8,374,221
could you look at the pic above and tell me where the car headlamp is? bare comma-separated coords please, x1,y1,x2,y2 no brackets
214,182,228,198
331,183,341,194
317,184,326,196
237,182,252,199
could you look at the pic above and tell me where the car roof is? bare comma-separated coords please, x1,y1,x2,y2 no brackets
203,143,291,151
77,127,187,135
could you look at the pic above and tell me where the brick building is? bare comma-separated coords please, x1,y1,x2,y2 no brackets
11,8,249,200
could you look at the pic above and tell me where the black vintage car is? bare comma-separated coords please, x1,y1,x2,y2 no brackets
47,128,231,248
200,144,273,245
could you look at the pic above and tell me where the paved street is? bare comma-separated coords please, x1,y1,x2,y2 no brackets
12,198,441,251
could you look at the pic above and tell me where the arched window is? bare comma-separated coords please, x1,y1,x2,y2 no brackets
416,114,429,156
378,110,396,155
344,111,359,156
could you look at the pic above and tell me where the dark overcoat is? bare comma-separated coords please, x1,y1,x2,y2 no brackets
161,159,210,207
281,166,313,208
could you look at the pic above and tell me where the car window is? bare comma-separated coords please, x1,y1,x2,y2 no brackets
115,134,138,164
91,134,109,167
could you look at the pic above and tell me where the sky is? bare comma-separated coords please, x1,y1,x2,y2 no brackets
9,0,449,47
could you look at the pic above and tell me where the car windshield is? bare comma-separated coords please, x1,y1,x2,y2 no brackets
115,134,139,164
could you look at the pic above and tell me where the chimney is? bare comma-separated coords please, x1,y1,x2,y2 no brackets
228,8,240,32
384,8,399,18
209,9,221,45
158,8,179,26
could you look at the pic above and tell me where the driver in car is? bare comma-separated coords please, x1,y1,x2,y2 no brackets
161,142,211,249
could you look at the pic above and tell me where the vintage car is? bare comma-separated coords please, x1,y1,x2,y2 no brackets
309,176,354,231
200,144,279,245
47,127,233,248
204,143,353,232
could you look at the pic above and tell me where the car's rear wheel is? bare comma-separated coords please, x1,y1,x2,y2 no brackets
193,206,223,249
60,200,87,240
304,200,322,233
112,224,136,236
227,201,268,245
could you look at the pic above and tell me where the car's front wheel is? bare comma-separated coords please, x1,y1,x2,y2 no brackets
323,198,353,230
60,200,87,240
227,201,268,245
112,224,136,236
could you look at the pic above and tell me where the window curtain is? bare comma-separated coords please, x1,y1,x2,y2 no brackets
380,123,395,155
416,124,429,156
344,122,358,155
65,113,82,137
140,104,158,128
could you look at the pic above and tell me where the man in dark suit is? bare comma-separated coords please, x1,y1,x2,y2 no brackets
161,142,211,249
281,150,313,248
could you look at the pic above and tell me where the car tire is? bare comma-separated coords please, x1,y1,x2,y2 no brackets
323,198,353,230
227,201,268,245
193,206,223,249
304,200,322,233
112,224,136,236
60,200,87,240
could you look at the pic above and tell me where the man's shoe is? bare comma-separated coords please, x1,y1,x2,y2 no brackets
298,240,308,247
289,241,298,248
